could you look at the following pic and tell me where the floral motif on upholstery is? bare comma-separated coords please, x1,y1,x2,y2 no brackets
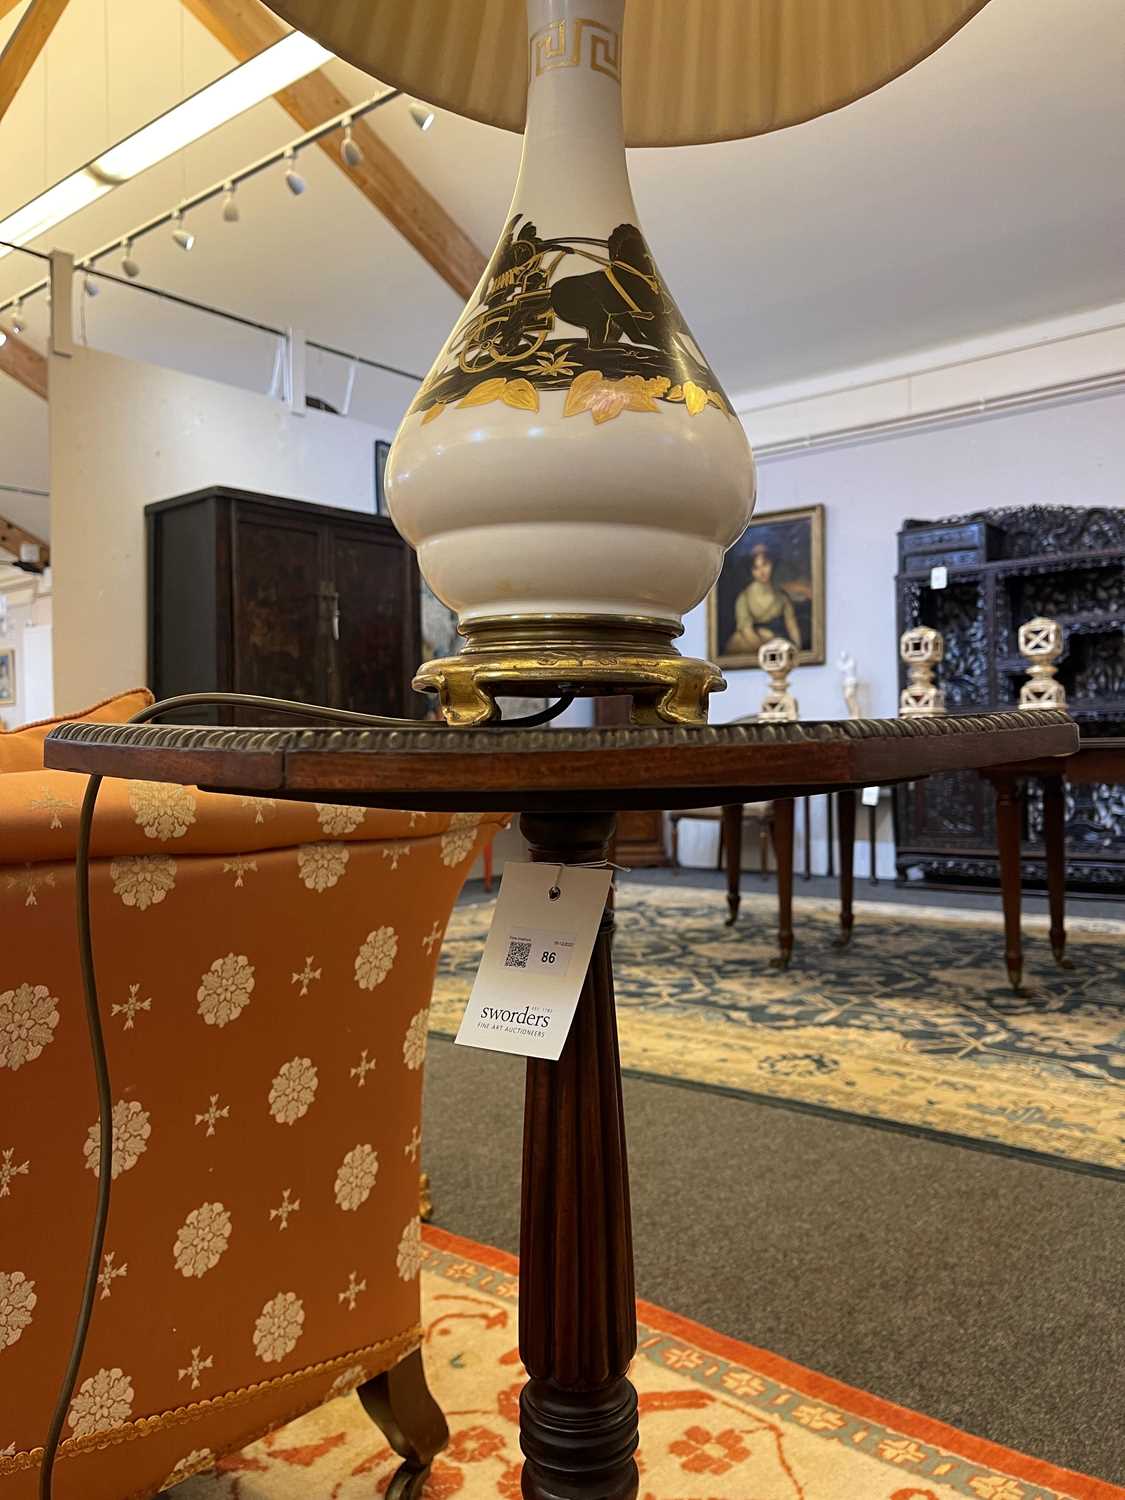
402,1009,429,1071
197,954,255,1027
161,1448,215,1488
173,1203,233,1279
83,1099,151,1178
325,1363,367,1401
128,781,197,840
396,1218,423,1281
334,1144,379,1211
268,1057,319,1124
67,1366,134,1438
315,803,366,835
0,982,59,1070
253,1291,305,1363
111,854,176,909
0,1269,36,1349
440,812,480,868
355,927,398,990
297,842,350,892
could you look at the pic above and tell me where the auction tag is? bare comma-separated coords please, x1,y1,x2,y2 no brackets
930,564,948,589
861,785,881,807
455,862,612,1060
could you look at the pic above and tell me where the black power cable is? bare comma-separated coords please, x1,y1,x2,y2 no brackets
38,688,574,1499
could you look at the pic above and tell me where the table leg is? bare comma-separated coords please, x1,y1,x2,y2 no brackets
868,799,879,887
518,811,638,1500
1043,773,1071,969
835,789,856,947
802,796,812,881
722,803,743,926
994,776,1024,991
826,794,835,879
771,798,795,968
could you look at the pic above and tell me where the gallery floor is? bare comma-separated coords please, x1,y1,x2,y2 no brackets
424,872,1125,1484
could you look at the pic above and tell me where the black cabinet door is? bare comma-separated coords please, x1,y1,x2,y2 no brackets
326,518,421,716
231,504,330,711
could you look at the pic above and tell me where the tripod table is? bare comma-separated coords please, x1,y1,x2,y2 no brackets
46,708,1075,1500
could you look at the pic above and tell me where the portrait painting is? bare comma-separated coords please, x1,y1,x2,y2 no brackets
709,504,825,669
0,646,14,706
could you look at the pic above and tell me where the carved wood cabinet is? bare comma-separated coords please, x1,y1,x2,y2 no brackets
146,488,422,722
894,506,1125,892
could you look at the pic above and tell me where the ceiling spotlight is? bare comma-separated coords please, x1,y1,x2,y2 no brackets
121,240,140,278
221,182,240,222
10,299,24,334
340,122,363,167
284,150,306,195
83,271,99,297
409,100,435,132
171,210,194,251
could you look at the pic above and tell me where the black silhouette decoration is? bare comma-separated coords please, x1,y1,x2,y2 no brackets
409,217,730,418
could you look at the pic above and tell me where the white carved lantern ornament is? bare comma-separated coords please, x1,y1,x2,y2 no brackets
757,638,799,722
899,626,946,718
261,0,993,726
1018,616,1066,711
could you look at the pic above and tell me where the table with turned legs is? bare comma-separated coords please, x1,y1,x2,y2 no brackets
46,709,1074,1500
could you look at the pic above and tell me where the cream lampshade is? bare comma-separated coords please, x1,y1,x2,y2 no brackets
266,0,990,725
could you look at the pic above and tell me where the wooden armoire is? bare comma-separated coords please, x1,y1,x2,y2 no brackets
146,488,422,721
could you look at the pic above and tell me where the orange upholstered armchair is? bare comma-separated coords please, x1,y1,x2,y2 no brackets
0,696,503,1499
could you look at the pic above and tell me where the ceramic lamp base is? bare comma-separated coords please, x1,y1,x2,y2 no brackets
413,615,724,726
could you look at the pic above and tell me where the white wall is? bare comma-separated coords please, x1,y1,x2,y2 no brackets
49,345,391,711
676,388,1125,876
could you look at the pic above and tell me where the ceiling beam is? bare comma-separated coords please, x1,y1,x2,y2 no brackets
0,513,49,568
0,331,47,399
0,0,71,124
0,0,28,22
181,0,485,300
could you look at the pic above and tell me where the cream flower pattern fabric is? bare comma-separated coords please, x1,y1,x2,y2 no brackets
173,1203,233,1279
197,954,255,1027
396,1218,423,1281
0,982,59,1070
253,1292,305,1363
315,803,366,835
67,1366,134,1438
296,842,349,892
325,1363,367,1401
161,1447,215,1488
440,811,480,868
128,781,198,840
402,1008,429,1071
83,1099,151,1179
111,854,177,910
334,1144,379,1211
355,927,398,990
0,1270,36,1349
268,1057,319,1124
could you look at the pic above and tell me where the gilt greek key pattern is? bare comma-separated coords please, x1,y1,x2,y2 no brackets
530,17,620,82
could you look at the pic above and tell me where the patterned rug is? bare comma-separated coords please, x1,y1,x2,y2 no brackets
174,1226,1121,1499
432,884,1125,1173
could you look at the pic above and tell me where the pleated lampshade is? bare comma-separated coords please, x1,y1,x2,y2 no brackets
262,0,989,145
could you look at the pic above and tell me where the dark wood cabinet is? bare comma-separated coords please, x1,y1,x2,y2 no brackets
894,506,1125,893
147,488,422,721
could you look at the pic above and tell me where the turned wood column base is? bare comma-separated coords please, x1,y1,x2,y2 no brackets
520,1377,639,1500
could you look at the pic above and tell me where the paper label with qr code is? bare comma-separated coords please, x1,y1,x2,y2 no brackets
455,861,612,1060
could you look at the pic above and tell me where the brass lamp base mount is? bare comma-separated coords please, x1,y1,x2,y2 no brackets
414,615,724,727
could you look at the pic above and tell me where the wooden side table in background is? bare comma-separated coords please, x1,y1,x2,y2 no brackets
47,711,1075,1500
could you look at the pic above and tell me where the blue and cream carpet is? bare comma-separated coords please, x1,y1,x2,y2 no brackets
432,883,1125,1174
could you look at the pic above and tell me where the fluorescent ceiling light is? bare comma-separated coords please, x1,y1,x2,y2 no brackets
0,31,331,259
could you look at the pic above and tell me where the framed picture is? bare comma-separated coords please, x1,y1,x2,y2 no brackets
374,439,391,515
709,504,825,669
0,646,14,705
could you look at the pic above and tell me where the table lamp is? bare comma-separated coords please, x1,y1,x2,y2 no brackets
265,0,989,726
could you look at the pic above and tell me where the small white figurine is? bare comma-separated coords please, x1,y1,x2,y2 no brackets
838,651,861,719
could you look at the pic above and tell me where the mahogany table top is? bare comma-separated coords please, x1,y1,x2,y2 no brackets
980,733,1125,785
44,710,1078,814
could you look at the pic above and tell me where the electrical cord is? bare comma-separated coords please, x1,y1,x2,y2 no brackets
38,688,574,1499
